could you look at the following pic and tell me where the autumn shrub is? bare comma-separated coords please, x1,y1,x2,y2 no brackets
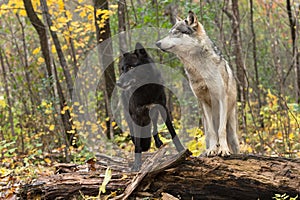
241,89,300,157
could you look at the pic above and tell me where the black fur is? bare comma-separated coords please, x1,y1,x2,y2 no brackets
117,43,184,171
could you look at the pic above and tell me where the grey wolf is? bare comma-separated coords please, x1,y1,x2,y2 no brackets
156,11,239,156
117,42,184,170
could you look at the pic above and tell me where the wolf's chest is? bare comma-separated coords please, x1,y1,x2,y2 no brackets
184,66,211,103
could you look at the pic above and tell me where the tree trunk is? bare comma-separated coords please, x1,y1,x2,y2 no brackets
23,0,54,95
0,49,15,138
118,0,128,56
249,0,263,128
19,148,300,200
223,0,247,134
24,0,76,149
286,0,300,103
40,0,73,99
94,0,116,139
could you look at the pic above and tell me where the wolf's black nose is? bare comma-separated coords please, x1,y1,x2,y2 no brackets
156,42,161,48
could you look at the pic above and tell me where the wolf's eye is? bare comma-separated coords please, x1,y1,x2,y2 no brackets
182,30,190,34
127,65,134,71
181,27,193,35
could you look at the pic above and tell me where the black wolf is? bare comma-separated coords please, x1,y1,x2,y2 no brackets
156,11,240,156
117,43,184,171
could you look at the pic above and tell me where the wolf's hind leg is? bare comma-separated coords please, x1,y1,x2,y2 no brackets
149,106,163,148
226,107,240,154
157,104,184,152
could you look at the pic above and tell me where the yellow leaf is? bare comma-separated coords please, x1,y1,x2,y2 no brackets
0,99,6,108
50,26,58,32
44,158,51,164
65,10,72,20
51,45,56,53
79,11,86,18
32,47,40,55
277,131,282,138
58,0,64,10
19,9,27,16
41,101,47,107
63,106,70,111
111,121,116,127
67,129,76,134
100,167,112,194
62,45,68,51
120,174,128,180
37,57,44,64
49,124,55,131
87,13,93,21
57,17,67,24
45,109,52,114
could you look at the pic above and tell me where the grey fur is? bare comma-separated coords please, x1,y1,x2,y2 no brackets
156,11,240,156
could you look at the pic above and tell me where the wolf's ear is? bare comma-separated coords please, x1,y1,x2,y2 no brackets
120,49,127,57
186,11,199,30
135,42,147,57
186,11,206,36
175,16,183,23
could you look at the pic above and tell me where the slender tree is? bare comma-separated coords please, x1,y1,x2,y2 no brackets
40,0,73,99
0,49,15,138
249,0,263,128
223,0,247,132
286,0,300,103
94,0,116,139
23,0,53,93
23,0,76,151
118,0,128,56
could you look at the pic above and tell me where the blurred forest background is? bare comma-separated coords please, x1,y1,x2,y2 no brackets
0,0,299,185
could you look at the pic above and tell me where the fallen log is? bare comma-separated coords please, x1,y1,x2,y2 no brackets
18,147,300,200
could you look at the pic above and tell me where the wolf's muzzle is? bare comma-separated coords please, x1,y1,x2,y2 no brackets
155,42,161,49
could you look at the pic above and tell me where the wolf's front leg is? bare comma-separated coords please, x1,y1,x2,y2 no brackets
131,124,142,171
132,152,142,171
202,102,219,156
217,99,231,156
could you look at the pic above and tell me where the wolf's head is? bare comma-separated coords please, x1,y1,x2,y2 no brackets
156,11,207,55
117,43,160,90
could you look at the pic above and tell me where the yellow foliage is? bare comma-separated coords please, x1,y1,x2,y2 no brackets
32,47,41,55
19,9,27,17
50,26,58,32
44,158,51,164
186,127,205,156
79,11,86,18
37,57,44,65
58,0,64,10
49,125,55,131
0,98,6,108
99,167,112,194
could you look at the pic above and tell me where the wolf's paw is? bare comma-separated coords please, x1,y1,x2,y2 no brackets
154,138,163,148
218,145,231,157
205,145,219,157
131,163,141,172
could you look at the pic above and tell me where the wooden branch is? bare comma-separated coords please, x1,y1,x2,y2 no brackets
19,150,300,200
